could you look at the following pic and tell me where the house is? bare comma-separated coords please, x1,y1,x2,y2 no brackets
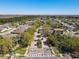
50,28,64,35
26,21,35,26
11,24,28,34
0,23,12,32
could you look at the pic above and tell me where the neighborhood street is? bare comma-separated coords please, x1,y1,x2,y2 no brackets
26,27,54,57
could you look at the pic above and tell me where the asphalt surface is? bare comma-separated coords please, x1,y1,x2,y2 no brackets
26,57,54,59
14,56,71,59
27,27,53,57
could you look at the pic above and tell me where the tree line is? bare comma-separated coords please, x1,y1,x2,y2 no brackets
0,16,39,24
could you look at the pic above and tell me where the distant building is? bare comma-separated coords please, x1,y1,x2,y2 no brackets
26,21,35,26
0,23,12,32
11,24,28,34
50,28,64,35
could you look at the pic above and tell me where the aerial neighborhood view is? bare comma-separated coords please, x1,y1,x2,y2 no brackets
0,0,79,59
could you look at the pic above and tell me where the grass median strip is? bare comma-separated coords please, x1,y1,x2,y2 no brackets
15,47,26,54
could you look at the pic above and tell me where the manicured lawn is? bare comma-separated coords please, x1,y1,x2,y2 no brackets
14,55,25,58
52,47,60,54
15,47,26,54
37,39,42,48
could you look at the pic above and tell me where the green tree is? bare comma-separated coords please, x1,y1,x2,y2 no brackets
60,37,79,53
0,39,12,55
47,34,59,47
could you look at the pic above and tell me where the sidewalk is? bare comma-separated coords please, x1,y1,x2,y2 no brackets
24,46,29,56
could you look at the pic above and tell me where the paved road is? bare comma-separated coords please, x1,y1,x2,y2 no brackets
26,57,56,59
14,56,72,59
27,47,53,57
26,27,53,57
16,57,57,59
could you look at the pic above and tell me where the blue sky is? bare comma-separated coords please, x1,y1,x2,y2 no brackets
0,0,79,15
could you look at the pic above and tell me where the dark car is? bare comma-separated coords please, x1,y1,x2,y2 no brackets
34,44,37,46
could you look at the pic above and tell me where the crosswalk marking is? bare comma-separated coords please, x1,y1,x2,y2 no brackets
27,47,54,57
27,54,54,57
